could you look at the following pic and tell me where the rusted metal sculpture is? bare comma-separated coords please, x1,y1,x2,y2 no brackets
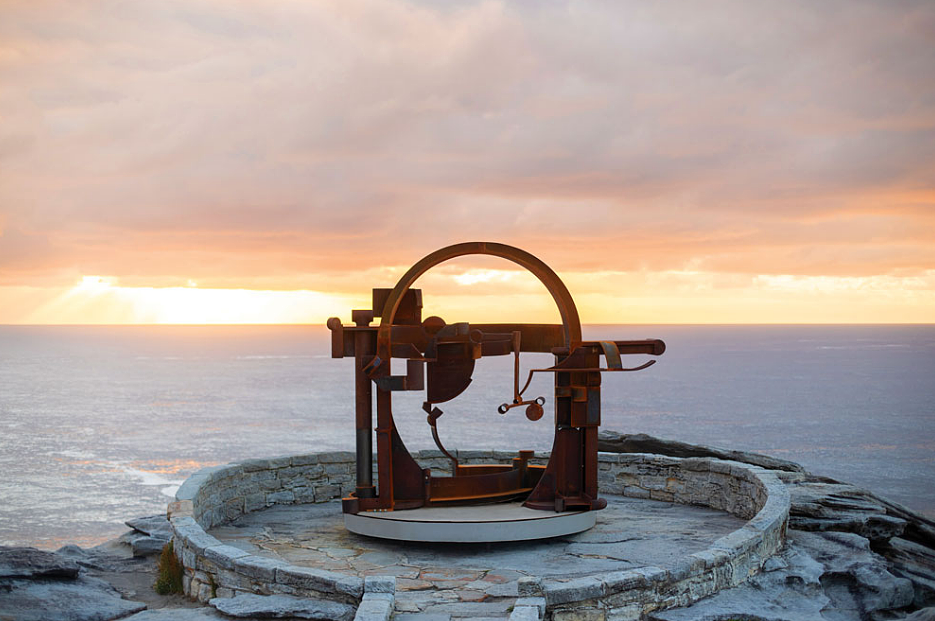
327,242,664,515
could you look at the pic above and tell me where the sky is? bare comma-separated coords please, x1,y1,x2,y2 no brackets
1,0,933,324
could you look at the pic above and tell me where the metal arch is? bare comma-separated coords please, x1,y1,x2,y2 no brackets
375,242,583,362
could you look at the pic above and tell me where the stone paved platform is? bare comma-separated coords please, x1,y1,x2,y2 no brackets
209,495,744,618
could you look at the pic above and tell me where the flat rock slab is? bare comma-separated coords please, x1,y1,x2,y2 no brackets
125,515,172,540
598,431,807,473
0,575,146,621
56,544,129,572
789,481,909,541
0,546,80,579
210,495,744,615
53,540,216,613
210,593,355,620
125,609,234,621
128,534,169,557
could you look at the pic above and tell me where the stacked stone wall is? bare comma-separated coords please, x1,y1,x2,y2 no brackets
168,448,789,619
541,452,789,620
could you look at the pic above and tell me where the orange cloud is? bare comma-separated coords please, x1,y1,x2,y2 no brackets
0,1,933,323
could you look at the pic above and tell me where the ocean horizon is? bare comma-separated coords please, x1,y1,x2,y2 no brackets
1,323,933,550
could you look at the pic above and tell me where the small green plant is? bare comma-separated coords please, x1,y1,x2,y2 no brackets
208,572,218,599
154,540,184,595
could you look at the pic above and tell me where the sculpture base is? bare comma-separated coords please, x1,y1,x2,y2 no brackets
344,502,596,542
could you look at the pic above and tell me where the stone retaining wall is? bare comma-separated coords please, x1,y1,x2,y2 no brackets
545,452,789,620
168,448,789,619
167,449,520,602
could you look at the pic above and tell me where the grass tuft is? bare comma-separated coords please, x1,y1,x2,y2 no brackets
154,540,184,595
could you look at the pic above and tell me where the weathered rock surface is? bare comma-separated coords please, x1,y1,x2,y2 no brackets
880,536,935,608
599,431,935,617
598,430,808,472
128,533,169,557
115,515,173,557
55,542,144,573
789,481,909,540
125,515,173,540
210,592,355,620
780,477,935,547
116,530,168,558
0,575,146,621
125,610,232,621
803,530,914,616
0,546,80,579
0,544,152,621
56,544,117,570
782,476,935,609
650,530,913,621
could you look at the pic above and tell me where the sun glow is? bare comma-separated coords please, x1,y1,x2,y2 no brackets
5,277,367,325
452,269,519,286
75,276,116,291
1,268,933,325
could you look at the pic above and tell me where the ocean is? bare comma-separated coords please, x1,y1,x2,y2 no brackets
1,324,933,550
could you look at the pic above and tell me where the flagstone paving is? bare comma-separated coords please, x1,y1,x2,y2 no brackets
208,495,744,618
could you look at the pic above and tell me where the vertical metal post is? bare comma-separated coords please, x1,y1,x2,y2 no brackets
375,386,394,509
354,330,375,498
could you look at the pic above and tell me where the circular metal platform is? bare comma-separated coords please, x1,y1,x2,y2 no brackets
344,502,597,542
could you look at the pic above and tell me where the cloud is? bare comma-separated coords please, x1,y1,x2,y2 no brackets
0,0,933,295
